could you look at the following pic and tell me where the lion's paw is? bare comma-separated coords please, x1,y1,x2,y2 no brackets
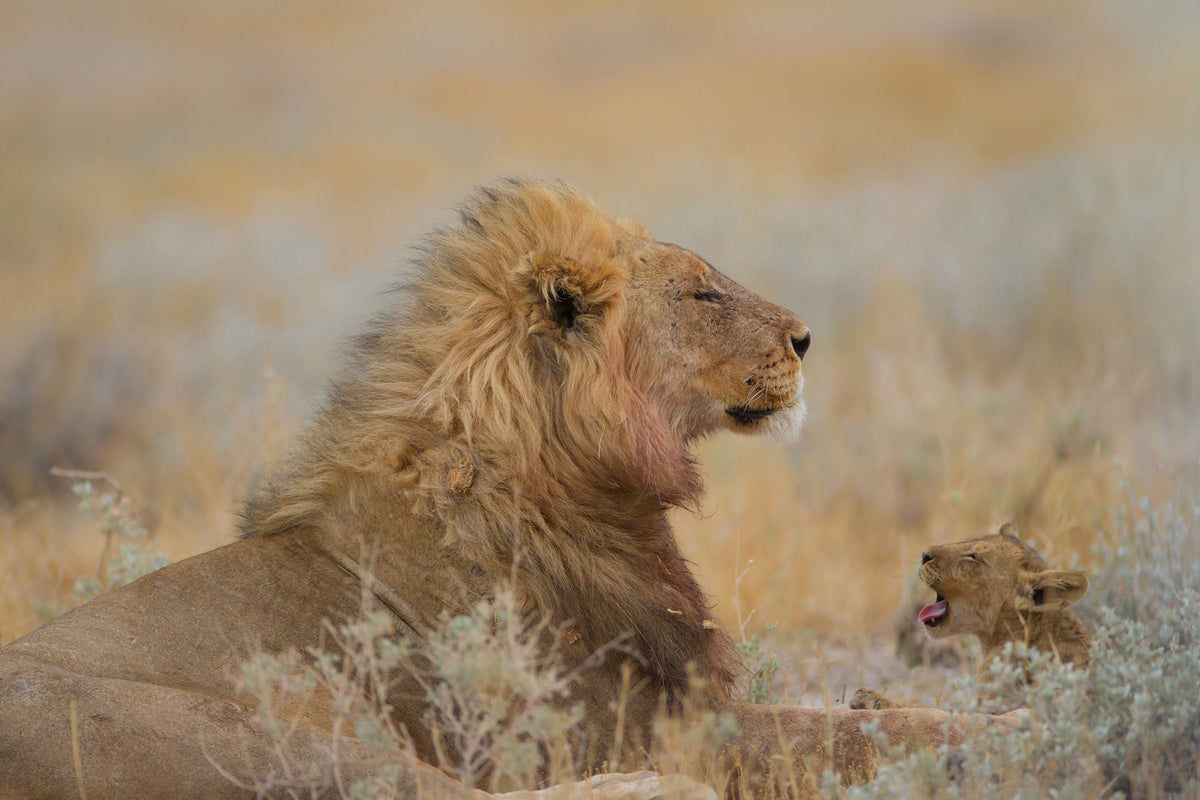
849,687,897,710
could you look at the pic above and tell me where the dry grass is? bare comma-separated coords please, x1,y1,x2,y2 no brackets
2,0,1197,717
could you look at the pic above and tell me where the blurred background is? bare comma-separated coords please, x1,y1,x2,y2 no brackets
2,0,1198,699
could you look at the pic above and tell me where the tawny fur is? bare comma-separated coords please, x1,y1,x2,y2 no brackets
852,523,1090,710
919,523,1091,677
238,179,765,696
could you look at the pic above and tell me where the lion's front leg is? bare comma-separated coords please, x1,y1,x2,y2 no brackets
724,702,962,791
496,772,717,800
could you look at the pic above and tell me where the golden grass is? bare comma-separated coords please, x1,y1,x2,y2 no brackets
2,0,1198,659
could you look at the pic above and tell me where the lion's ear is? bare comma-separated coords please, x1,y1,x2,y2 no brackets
1020,569,1089,612
510,250,620,339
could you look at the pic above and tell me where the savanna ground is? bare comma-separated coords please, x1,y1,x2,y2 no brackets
2,1,1199,796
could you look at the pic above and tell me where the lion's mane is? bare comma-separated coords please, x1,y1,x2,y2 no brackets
241,179,737,695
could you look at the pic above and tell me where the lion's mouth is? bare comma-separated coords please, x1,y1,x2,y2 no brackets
724,406,777,425
918,593,949,628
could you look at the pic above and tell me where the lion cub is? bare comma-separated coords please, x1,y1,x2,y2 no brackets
851,523,1090,710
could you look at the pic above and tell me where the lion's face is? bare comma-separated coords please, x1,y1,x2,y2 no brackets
621,239,810,443
507,210,809,451
917,524,1088,641
463,180,810,502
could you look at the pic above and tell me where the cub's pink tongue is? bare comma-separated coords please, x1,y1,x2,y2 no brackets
918,600,949,624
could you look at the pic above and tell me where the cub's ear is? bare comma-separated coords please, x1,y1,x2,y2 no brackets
998,521,1021,541
1021,569,1089,611
509,250,621,339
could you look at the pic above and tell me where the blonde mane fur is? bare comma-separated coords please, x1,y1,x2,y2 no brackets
242,179,730,693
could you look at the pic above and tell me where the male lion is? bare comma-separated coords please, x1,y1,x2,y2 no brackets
852,523,1090,710
1,179,961,798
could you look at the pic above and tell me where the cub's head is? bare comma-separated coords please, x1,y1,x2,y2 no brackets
917,523,1089,641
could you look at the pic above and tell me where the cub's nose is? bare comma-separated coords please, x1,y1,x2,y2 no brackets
921,552,933,564
791,330,811,360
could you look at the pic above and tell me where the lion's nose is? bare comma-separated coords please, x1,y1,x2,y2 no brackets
921,552,933,564
791,330,811,361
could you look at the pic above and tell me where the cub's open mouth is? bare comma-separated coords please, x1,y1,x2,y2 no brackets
725,406,776,425
918,594,949,627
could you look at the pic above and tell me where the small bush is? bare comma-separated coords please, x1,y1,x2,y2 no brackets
59,473,171,601
736,626,781,705
238,591,588,796
731,556,783,705
1087,486,1200,644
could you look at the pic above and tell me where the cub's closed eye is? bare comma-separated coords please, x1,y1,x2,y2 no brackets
965,553,981,562
694,290,722,302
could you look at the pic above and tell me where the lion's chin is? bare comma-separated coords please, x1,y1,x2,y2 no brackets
764,399,806,442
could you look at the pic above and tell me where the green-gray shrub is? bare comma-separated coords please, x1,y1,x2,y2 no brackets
1087,487,1200,644
736,623,781,705
238,591,585,796
67,478,171,601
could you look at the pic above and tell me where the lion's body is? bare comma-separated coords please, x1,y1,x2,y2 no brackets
0,536,365,797
1,180,963,799
852,524,1090,711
